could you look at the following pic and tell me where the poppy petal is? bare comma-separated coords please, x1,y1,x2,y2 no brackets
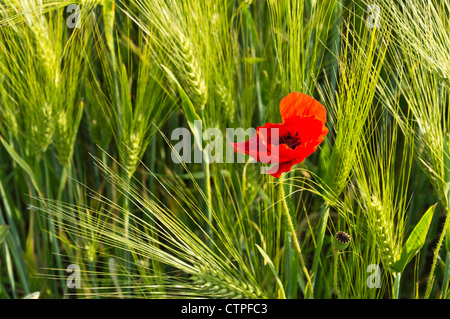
231,135,292,163
279,92,327,124
231,135,262,160
259,118,324,160
257,118,323,147
264,161,295,178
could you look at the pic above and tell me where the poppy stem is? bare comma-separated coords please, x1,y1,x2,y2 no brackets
393,272,401,299
280,173,314,298
202,151,213,249
333,247,341,299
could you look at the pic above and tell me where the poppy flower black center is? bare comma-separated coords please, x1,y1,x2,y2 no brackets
279,132,301,149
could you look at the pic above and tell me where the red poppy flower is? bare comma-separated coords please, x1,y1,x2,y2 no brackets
231,92,328,178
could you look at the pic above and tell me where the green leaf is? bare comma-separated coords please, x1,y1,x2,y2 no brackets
0,225,9,245
255,244,286,299
394,204,437,272
161,64,203,149
0,136,43,198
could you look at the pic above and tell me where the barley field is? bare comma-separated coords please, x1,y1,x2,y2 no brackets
0,0,449,301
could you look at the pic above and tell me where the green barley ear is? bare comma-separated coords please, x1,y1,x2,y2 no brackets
121,132,141,176
0,55,18,139
354,116,412,273
115,0,209,114
369,195,401,270
317,12,390,203
0,101,19,140
0,3,56,155
53,32,88,166
53,17,96,166
88,21,172,177
28,104,55,155
0,2,97,158
175,30,208,111
191,265,263,299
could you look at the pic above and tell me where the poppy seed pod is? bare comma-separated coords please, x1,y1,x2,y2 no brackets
333,231,351,250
